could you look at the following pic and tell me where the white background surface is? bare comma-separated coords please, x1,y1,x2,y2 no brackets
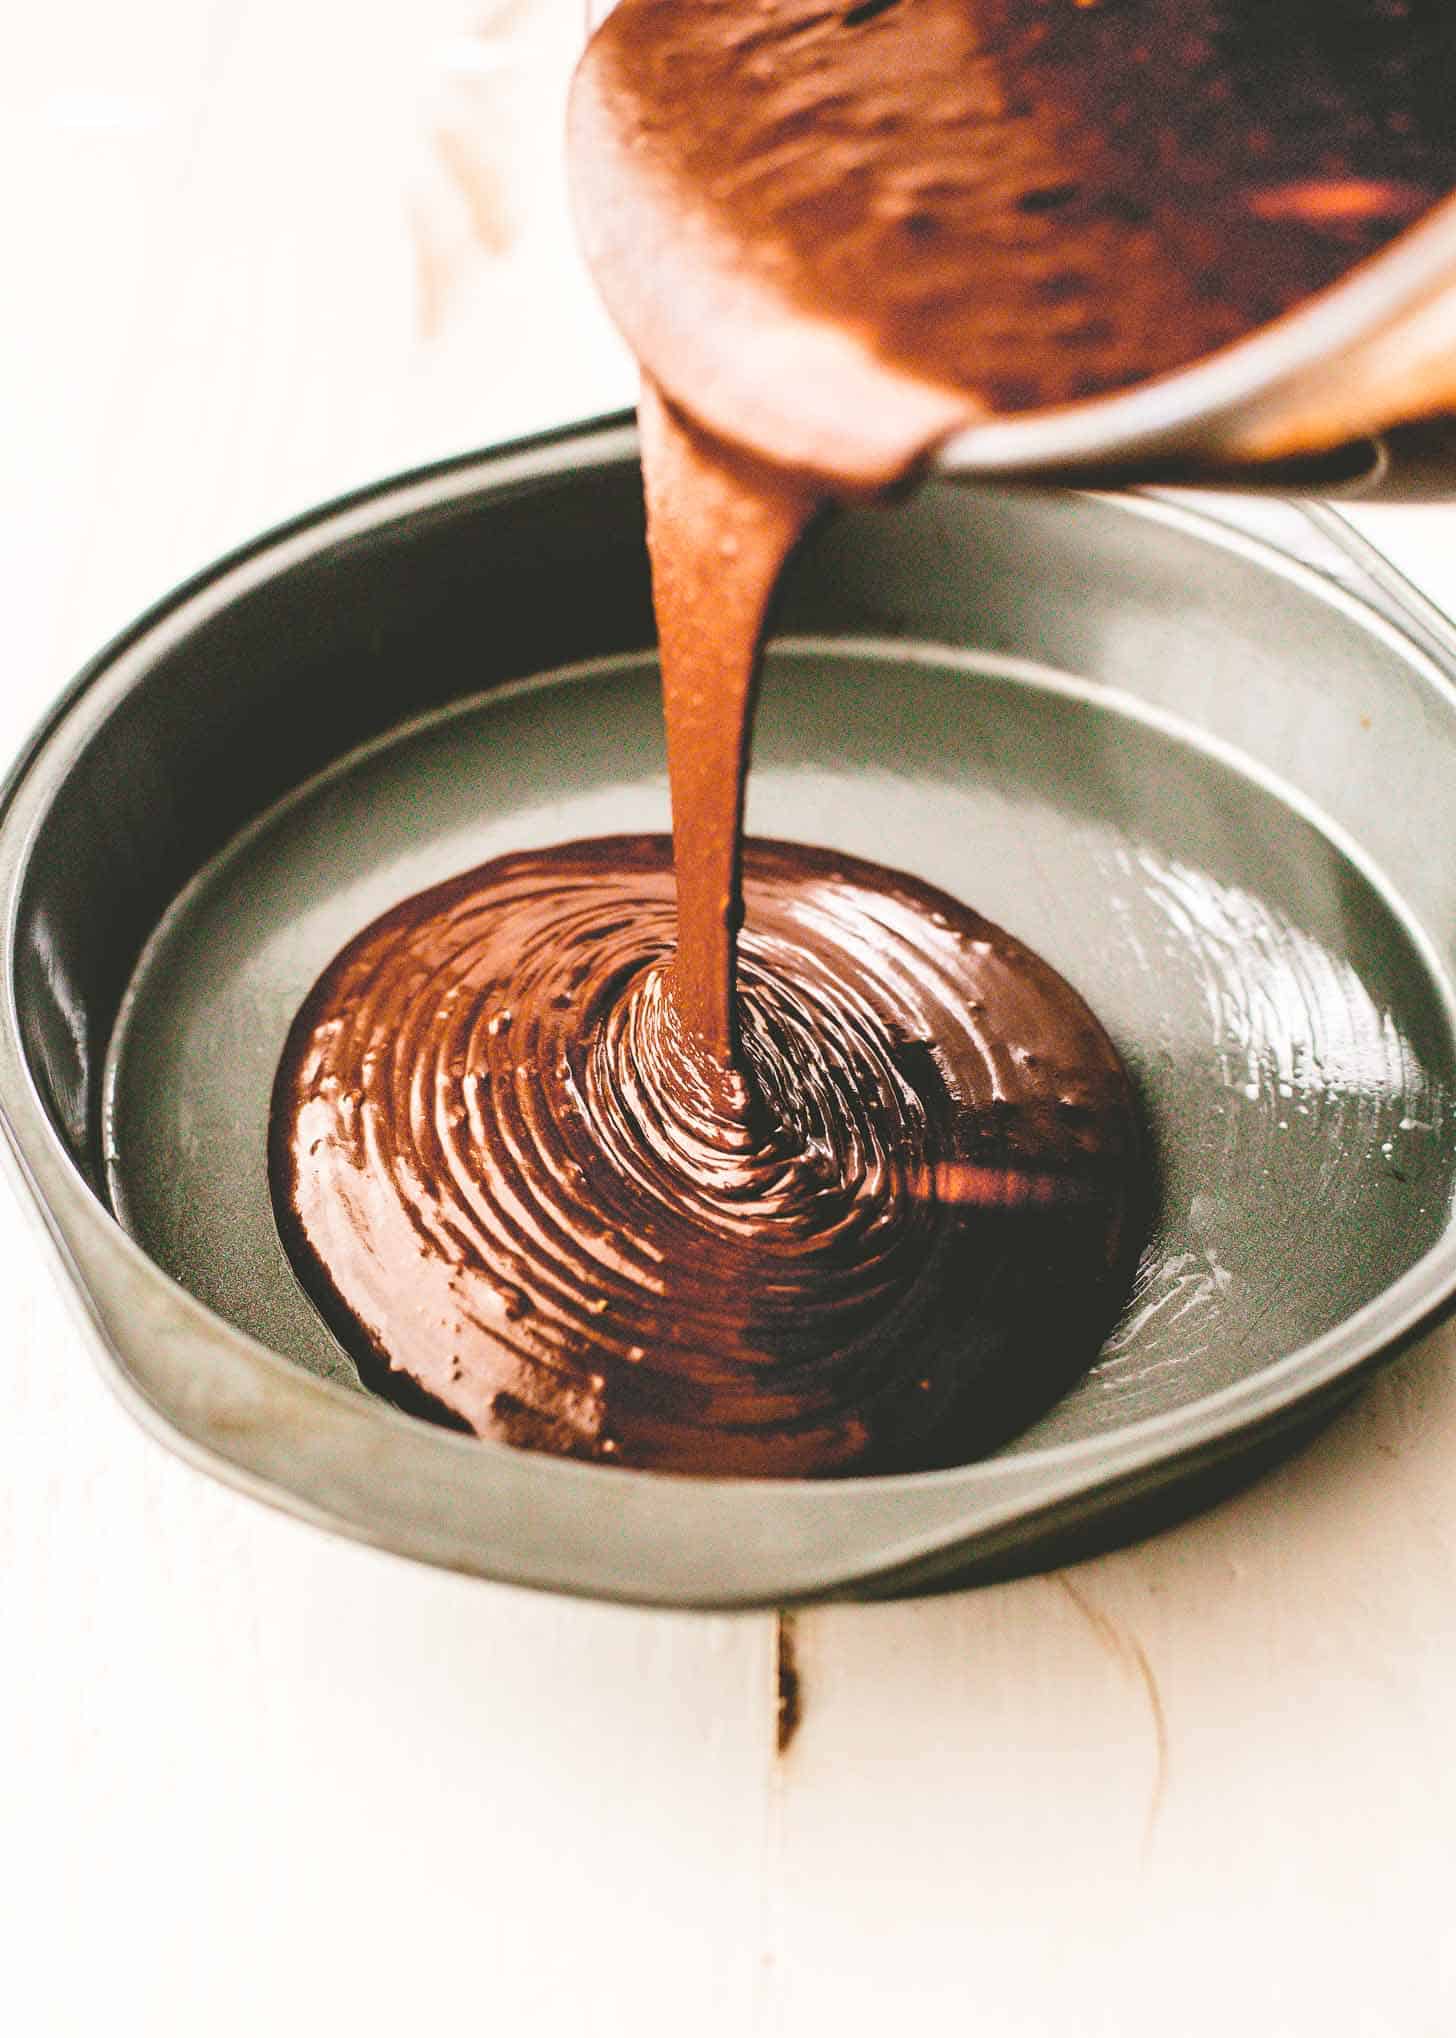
7,4,1456,2032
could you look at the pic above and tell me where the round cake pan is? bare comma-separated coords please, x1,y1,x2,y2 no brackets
3,414,1455,1607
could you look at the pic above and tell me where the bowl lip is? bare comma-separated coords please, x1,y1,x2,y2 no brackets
935,192,1456,476
4,405,1456,1602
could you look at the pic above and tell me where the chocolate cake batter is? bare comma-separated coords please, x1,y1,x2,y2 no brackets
569,0,1456,487
271,364,1143,1474
272,838,1139,1476
265,0,1456,1475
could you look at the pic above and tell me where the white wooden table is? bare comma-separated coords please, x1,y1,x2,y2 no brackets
8,5,1456,2031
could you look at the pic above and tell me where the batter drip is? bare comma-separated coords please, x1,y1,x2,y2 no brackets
262,0,1213,1476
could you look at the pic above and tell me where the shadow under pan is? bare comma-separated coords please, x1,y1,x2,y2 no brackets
4,416,1456,1603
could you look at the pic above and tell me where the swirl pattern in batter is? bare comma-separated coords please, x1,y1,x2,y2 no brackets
271,835,1141,1476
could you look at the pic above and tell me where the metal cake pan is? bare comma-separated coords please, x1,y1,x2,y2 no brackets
3,413,1455,1607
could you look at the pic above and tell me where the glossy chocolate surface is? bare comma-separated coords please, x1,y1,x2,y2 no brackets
272,836,1141,1476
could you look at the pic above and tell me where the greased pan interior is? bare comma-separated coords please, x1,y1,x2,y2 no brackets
3,417,1454,1605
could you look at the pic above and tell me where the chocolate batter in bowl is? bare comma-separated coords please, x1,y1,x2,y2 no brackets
570,0,1456,488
